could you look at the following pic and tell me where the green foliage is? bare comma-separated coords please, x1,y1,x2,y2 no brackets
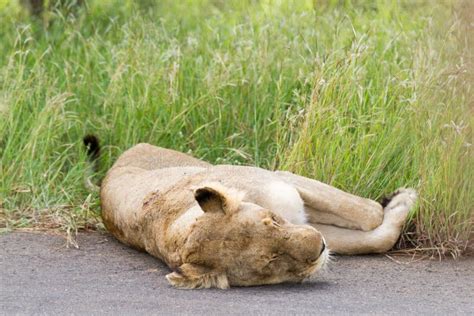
0,0,472,255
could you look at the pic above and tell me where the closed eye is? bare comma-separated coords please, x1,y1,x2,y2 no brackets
261,254,280,267
271,215,282,227
269,254,280,262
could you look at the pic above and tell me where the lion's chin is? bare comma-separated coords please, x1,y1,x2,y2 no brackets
302,247,331,282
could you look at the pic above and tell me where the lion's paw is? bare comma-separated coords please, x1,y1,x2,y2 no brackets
382,188,417,226
385,188,417,210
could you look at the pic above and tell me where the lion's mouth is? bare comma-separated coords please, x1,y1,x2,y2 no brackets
301,247,331,280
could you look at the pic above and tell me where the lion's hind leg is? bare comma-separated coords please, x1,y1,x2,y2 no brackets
311,188,417,254
275,171,384,231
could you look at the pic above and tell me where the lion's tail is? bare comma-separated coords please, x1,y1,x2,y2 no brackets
83,134,101,193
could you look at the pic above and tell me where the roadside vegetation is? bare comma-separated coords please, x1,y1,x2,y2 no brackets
0,0,472,256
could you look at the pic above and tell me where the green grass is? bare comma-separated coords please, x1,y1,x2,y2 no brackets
0,0,472,256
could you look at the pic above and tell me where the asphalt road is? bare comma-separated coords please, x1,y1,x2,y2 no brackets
1,231,473,315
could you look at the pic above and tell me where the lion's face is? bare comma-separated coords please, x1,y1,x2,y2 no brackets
166,184,328,289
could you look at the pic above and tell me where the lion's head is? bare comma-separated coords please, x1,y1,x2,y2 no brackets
166,183,328,289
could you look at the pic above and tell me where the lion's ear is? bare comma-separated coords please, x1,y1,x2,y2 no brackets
166,263,229,289
194,183,240,214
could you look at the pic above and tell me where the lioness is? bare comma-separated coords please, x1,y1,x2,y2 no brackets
84,136,416,289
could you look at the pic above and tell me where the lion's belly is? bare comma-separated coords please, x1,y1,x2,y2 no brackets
205,166,307,225
258,181,307,225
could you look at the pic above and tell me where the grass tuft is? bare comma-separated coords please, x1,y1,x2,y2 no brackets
0,0,472,256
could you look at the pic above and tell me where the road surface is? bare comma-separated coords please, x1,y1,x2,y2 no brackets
1,232,473,315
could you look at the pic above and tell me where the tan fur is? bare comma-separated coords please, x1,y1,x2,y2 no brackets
100,143,416,289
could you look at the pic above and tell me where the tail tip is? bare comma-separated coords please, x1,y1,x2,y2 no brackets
83,134,100,158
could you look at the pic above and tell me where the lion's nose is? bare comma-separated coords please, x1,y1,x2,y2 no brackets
286,227,324,263
320,242,326,255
